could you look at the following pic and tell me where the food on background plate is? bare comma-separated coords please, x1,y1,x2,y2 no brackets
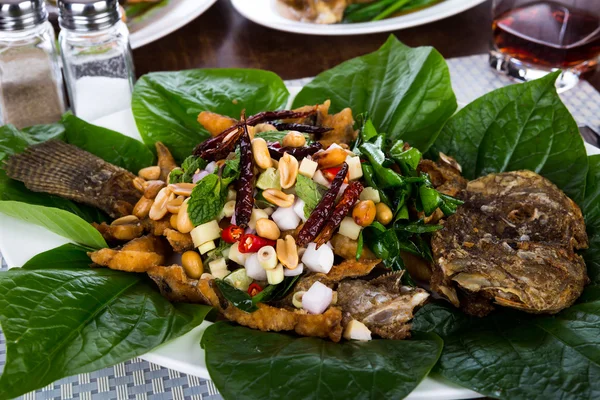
277,0,444,24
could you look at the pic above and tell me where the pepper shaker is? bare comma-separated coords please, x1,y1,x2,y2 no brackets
58,0,135,121
0,0,66,128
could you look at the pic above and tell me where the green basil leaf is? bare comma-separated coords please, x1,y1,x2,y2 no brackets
188,174,226,226
61,112,155,173
295,174,326,217
252,276,301,304
293,36,457,151
132,69,289,162
0,201,107,249
202,322,443,400
0,267,210,399
390,142,422,171
356,230,364,260
360,142,404,188
418,185,441,216
432,71,588,203
214,279,257,313
21,243,92,269
395,222,443,234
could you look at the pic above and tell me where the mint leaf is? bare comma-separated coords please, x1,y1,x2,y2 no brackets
188,174,225,226
171,156,207,184
295,175,326,218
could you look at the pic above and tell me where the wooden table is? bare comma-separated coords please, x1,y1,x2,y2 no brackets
132,0,600,90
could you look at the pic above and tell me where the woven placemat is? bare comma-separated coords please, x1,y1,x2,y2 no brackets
1,54,600,400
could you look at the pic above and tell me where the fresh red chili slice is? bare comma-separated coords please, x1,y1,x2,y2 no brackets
238,234,276,253
322,166,349,183
221,225,244,243
248,283,263,296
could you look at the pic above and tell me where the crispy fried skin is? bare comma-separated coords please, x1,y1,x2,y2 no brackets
288,101,357,147
92,221,144,242
164,229,194,252
142,217,171,236
89,235,167,272
198,111,238,137
147,265,344,341
156,142,178,182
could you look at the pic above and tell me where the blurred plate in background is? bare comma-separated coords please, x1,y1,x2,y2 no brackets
230,0,487,36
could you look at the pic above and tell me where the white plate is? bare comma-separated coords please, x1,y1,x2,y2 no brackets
230,0,487,36
128,0,217,49
1,102,598,399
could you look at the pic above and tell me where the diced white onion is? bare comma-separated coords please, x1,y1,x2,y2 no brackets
293,198,308,222
312,170,331,188
284,262,304,277
244,253,267,280
228,242,248,266
345,155,363,181
301,242,334,274
302,281,333,314
245,227,256,235
343,319,372,341
223,200,236,218
271,206,301,231
192,170,209,184
205,161,217,174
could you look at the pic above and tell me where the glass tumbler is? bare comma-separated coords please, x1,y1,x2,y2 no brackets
489,0,600,90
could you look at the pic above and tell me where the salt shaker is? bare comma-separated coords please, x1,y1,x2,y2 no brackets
58,0,135,121
0,0,65,128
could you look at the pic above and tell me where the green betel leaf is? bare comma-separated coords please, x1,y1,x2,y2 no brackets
21,243,92,270
0,201,107,249
414,289,600,400
0,123,65,162
61,112,155,173
292,36,457,151
201,322,443,400
0,267,210,399
132,69,290,161
432,71,588,203
582,155,600,283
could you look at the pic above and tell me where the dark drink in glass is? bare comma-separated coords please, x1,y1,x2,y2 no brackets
490,0,600,90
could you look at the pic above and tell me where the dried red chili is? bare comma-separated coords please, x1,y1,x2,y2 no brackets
234,118,254,228
248,283,263,296
193,109,318,158
238,234,276,253
221,225,244,243
271,122,332,134
268,142,323,161
196,126,244,161
297,162,349,247
315,181,364,247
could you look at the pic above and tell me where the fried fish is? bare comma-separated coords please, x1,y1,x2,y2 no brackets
431,170,589,315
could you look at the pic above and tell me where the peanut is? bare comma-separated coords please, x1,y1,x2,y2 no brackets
182,251,203,279
170,214,179,229
263,189,294,208
133,196,153,219
111,215,139,226
276,235,299,269
138,166,161,180
251,138,272,169
376,202,393,225
111,224,143,241
177,198,194,233
149,187,174,221
133,177,147,193
144,180,167,199
352,200,376,227
278,152,299,189
167,196,185,214
282,131,306,148
312,146,348,169
169,183,195,197
254,123,277,133
256,218,280,240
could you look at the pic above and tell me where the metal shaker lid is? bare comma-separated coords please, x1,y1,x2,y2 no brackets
58,0,120,32
0,0,47,31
